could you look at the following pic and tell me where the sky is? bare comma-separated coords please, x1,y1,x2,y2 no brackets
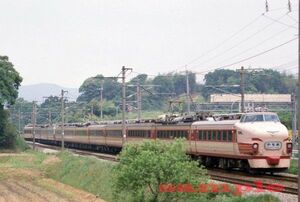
0,0,298,88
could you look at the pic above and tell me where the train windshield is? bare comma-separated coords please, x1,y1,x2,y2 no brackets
241,114,280,123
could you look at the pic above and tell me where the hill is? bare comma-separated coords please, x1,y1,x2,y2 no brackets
19,83,79,102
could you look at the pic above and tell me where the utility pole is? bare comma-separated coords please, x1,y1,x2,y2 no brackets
292,93,297,149
137,80,142,121
32,101,36,150
48,110,52,126
186,70,191,115
122,66,132,145
297,0,300,200
100,82,103,120
18,107,21,134
236,67,262,113
61,89,68,150
127,83,160,121
238,66,245,113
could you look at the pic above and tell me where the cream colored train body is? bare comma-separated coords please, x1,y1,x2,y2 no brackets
23,112,292,171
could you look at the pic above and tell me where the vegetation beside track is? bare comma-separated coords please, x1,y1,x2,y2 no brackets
288,159,297,175
0,140,280,202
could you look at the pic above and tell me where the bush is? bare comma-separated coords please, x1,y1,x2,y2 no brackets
14,135,29,151
113,139,209,202
0,109,17,148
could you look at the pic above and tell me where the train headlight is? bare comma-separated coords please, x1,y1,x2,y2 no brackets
286,143,293,154
252,143,259,154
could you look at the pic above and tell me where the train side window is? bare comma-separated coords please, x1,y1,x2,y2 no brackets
198,131,202,140
222,131,227,141
217,131,221,141
202,131,205,140
207,131,211,140
211,131,216,140
183,131,186,138
228,131,233,141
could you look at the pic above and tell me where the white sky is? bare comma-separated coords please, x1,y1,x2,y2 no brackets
0,0,298,88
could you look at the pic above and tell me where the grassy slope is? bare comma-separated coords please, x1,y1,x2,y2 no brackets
288,159,297,175
0,150,280,202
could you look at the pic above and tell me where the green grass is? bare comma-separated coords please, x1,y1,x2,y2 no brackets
0,150,281,202
288,159,297,174
212,194,280,202
45,151,115,201
0,150,47,169
14,135,30,151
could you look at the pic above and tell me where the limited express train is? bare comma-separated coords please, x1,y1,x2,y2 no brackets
23,112,292,172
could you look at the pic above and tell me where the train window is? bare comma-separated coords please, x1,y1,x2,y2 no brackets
216,130,222,141
178,131,182,138
158,131,162,138
222,131,227,141
264,114,280,122
217,131,221,141
179,131,183,138
211,131,216,140
202,131,206,140
198,131,202,140
207,131,211,140
228,131,233,141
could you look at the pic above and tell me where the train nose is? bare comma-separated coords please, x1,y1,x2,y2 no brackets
266,156,280,165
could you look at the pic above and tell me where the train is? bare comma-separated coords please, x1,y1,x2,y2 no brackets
23,111,292,172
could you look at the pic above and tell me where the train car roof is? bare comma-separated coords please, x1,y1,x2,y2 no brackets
191,119,239,126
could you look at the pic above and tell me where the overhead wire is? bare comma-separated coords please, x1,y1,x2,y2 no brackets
287,13,298,23
195,37,297,74
211,25,296,66
262,13,297,29
188,13,289,70
180,14,264,68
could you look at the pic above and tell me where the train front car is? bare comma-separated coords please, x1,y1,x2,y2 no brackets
235,112,292,172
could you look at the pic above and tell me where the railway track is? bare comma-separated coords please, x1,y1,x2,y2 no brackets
208,169,298,195
27,141,297,195
26,141,118,162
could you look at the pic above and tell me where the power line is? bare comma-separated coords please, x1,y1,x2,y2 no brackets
287,13,298,23
262,13,297,29
212,26,295,66
189,13,289,70
181,14,264,68
196,37,297,74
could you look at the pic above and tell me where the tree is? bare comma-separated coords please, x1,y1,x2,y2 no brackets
0,56,22,148
202,68,297,100
0,56,22,107
113,140,208,201
9,98,33,131
77,75,121,103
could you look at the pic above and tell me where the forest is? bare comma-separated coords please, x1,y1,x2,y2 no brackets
9,68,297,129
